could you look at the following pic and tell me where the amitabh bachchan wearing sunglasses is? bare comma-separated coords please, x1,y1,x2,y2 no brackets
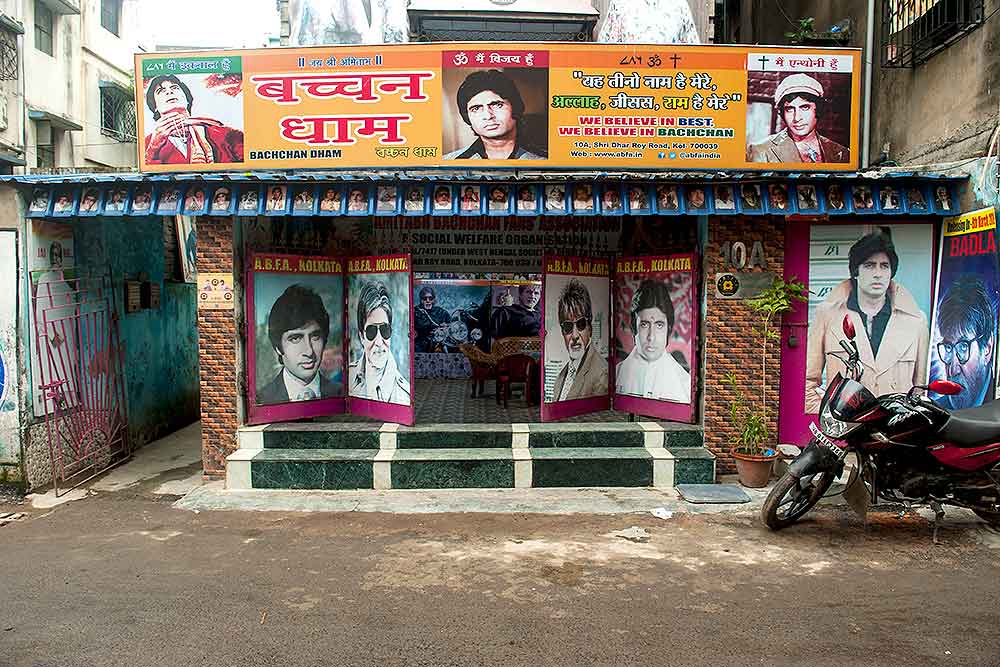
550,279,609,402
350,280,411,405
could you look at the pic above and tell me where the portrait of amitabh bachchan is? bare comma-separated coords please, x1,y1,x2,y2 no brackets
445,69,547,161
258,284,339,404
143,74,244,165
747,73,849,164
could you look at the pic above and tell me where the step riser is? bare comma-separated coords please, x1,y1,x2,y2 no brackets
392,460,515,489
253,461,375,490
229,457,715,491
232,422,713,491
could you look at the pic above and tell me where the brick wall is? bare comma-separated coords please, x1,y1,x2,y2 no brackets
703,216,785,473
196,217,238,477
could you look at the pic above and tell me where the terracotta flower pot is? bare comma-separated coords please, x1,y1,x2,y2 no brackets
731,448,780,488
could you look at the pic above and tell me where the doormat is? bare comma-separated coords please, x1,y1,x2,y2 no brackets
675,484,751,504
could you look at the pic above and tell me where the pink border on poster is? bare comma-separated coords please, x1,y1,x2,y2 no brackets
541,255,612,421
245,253,347,426
612,253,698,423
346,253,415,426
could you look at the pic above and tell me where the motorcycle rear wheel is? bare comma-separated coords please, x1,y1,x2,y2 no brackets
973,509,1000,528
762,471,835,530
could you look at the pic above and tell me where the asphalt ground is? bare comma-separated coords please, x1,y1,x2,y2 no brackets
2,483,999,667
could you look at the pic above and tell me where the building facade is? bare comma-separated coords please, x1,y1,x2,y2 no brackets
2,2,992,495
717,0,999,204
0,0,142,174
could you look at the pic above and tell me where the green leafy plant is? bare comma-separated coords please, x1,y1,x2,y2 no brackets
784,17,815,44
727,276,808,455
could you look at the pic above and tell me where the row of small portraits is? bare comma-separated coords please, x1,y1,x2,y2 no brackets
26,179,956,218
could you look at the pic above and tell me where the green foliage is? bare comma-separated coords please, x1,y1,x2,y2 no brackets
725,373,770,453
726,276,808,455
784,17,815,44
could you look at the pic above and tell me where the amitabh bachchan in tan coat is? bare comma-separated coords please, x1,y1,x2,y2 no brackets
805,230,930,414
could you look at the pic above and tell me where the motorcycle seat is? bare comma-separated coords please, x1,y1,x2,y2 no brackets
940,400,1000,448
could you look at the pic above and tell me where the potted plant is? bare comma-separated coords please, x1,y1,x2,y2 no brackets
725,276,808,487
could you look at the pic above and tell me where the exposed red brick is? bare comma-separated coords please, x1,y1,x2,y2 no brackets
702,217,785,473
196,217,237,477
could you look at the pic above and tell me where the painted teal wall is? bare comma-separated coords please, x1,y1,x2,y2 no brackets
74,217,199,447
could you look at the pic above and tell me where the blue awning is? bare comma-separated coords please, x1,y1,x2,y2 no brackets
0,168,967,186
17,170,963,219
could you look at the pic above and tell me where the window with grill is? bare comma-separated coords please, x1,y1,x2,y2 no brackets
34,1,53,56
101,0,121,36
100,84,136,142
0,29,19,80
882,0,985,67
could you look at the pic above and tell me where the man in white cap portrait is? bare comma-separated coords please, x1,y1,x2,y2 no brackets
747,73,850,164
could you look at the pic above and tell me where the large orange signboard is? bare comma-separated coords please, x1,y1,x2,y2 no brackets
135,42,861,173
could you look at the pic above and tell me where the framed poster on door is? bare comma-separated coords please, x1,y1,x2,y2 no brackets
612,254,698,422
347,254,415,425
541,255,611,421
245,254,347,425
778,222,935,446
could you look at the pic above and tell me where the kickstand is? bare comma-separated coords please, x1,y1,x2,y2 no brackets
929,500,945,545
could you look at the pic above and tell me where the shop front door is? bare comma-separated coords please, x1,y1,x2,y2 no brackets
778,221,936,446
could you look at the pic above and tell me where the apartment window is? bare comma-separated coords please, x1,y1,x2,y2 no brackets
99,83,136,142
882,0,985,67
36,142,54,169
101,0,121,36
0,26,19,81
34,1,53,56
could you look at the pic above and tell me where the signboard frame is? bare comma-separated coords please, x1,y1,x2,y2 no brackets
135,42,861,174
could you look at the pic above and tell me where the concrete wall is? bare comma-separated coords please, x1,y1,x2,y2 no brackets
0,0,142,171
22,0,81,169
72,216,200,449
736,0,866,49
736,0,1000,171
873,0,1000,164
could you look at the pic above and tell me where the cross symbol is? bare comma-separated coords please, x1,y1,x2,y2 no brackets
757,55,770,69
670,53,681,68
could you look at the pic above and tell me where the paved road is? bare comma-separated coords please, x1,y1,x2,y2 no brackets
2,484,999,667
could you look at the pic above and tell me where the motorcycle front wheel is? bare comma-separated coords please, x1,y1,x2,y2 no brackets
761,470,835,530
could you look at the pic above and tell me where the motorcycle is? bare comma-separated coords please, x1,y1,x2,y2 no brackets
762,314,1000,536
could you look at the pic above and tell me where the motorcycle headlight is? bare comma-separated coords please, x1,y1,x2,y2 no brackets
819,402,861,439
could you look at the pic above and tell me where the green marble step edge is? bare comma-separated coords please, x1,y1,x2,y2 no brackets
244,423,704,450
530,448,653,488
228,436,715,490
669,447,717,485
391,450,515,489
249,449,377,491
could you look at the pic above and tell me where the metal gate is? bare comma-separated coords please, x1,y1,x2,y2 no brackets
31,272,130,495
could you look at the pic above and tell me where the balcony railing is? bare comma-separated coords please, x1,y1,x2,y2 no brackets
882,0,985,67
